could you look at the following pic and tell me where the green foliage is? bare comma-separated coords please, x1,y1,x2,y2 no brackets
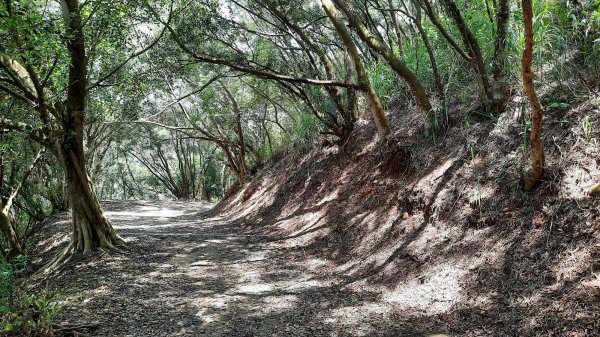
1,0,599,205
202,161,223,201
0,257,22,309
285,111,321,146
367,61,396,109
0,255,61,337
582,117,593,144
0,288,62,337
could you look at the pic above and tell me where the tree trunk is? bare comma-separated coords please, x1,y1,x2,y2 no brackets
334,0,434,130
439,0,494,111
261,3,354,139
0,157,19,255
57,0,121,257
0,149,43,257
64,150,121,253
220,163,227,198
412,0,446,110
344,51,359,121
492,0,510,112
322,0,390,136
522,0,544,190
0,207,21,257
388,0,406,57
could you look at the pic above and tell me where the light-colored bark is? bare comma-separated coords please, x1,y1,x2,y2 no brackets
334,0,433,117
344,51,359,120
321,0,390,136
0,209,21,256
492,0,510,112
589,182,600,196
0,149,43,257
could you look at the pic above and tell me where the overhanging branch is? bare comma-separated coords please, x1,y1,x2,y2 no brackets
147,5,360,89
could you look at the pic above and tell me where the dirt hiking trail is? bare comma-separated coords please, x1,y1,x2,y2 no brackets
33,200,435,337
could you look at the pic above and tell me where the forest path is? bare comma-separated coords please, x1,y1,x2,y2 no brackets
46,200,428,337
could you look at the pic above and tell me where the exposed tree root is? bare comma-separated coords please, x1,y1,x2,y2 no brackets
36,235,126,275
52,321,99,337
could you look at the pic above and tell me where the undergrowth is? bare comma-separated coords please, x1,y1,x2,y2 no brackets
0,252,62,336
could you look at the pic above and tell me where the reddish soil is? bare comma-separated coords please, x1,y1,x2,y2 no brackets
216,91,600,336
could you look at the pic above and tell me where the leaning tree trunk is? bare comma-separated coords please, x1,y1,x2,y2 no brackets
0,156,21,255
322,0,390,136
440,0,494,112
0,149,43,257
522,0,544,190
0,207,21,257
334,0,433,118
412,0,446,110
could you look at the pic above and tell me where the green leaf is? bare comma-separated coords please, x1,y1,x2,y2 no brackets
549,102,570,109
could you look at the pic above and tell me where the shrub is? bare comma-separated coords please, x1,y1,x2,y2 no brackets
0,288,62,337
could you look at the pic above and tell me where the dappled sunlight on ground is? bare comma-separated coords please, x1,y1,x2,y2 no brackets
37,201,432,336
384,263,465,314
207,99,599,335
32,94,599,335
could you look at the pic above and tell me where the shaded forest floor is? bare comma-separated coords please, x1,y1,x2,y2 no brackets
30,200,438,337
29,83,600,336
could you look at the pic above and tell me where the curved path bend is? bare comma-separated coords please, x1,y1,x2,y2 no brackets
41,200,432,337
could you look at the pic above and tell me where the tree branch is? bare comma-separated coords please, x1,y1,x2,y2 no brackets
147,5,360,89
86,14,171,93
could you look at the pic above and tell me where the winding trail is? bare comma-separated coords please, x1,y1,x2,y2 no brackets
43,200,426,337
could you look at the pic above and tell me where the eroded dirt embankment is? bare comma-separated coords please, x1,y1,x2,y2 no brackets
216,99,600,336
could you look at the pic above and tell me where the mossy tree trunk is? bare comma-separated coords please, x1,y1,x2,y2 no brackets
321,0,390,136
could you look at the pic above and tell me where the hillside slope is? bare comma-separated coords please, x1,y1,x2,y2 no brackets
217,94,600,335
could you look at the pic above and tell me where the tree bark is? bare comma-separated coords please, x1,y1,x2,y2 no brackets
344,51,359,121
0,149,43,257
412,0,446,110
257,3,354,139
222,85,248,185
492,0,510,111
322,0,390,136
0,208,21,257
388,0,406,57
59,0,121,256
522,0,544,190
440,0,493,111
334,0,434,127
